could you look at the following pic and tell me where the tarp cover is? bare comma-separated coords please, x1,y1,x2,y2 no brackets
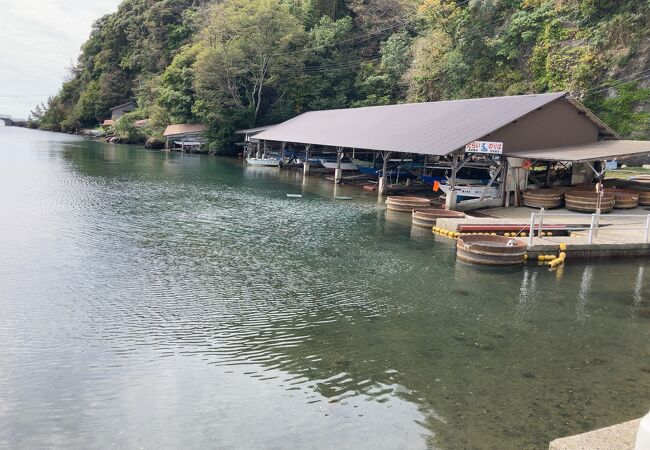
505,140,650,162
252,92,567,156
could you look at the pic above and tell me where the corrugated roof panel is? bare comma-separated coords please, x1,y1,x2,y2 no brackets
506,140,650,162
252,92,567,155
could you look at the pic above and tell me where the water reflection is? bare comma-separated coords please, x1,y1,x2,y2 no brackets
517,267,538,322
634,266,645,305
0,128,648,450
576,266,594,322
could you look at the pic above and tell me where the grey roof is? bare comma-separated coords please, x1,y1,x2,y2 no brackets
109,101,137,111
506,140,650,162
252,92,568,156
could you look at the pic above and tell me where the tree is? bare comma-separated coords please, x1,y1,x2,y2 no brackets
193,0,307,131
158,44,201,123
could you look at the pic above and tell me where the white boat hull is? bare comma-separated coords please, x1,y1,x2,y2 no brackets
351,158,374,168
246,158,281,167
439,184,500,199
320,160,357,170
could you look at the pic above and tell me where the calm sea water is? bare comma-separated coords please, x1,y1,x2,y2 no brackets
0,127,648,449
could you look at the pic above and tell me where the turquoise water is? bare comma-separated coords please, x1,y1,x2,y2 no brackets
0,127,648,449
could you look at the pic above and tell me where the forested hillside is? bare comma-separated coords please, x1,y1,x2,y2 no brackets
31,0,650,152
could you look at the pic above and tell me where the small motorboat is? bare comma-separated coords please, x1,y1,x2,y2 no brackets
246,156,281,167
351,158,374,168
295,157,323,166
319,158,357,171
421,175,490,186
438,183,501,199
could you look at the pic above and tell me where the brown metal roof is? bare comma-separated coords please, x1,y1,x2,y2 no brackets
252,92,568,155
163,124,207,137
506,140,650,162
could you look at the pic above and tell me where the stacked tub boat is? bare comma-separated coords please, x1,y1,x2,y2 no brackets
522,185,645,212
521,188,565,209
564,190,616,213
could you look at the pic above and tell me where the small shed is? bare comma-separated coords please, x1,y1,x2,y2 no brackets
109,102,137,120
163,124,207,152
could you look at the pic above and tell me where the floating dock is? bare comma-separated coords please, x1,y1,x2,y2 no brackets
435,206,650,259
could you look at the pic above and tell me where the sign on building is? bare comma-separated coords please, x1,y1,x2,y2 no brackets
465,141,503,154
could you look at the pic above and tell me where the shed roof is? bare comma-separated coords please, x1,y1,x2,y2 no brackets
506,140,650,162
109,101,137,111
234,125,276,135
163,124,207,137
252,92,571,155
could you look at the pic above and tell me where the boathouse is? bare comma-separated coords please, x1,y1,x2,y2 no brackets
163,123,207,152
251,92,650,210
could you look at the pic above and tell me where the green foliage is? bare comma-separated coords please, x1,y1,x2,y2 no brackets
193,0,307,149
354,31,413,106
587,82,650,138
158,44,201,124
38,96,70,132
113,110,147,143
35,0,650,144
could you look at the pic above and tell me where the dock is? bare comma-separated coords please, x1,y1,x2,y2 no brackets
436,206,650,259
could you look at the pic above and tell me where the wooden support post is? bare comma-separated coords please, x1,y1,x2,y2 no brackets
378,151,392,195
256,141,261,158
446,152,459,210
335,147,343,183
545,161,552,188
501,158,509,207
514,167,521,207
479,160,502,202
303,144,312,176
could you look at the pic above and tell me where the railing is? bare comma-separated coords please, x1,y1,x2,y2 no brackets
527,208,650,246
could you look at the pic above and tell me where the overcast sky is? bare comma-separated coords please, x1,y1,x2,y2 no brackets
0,0,122,118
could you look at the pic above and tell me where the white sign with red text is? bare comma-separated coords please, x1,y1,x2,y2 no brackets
465,141,503,154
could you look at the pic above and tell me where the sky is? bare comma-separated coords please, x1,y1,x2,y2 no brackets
0,0,122,118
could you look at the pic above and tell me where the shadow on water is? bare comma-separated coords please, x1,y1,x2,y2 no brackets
0,128,648,449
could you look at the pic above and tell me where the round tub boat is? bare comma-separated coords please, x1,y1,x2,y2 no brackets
565,191,615,213
635,189,650,206
411,209,465,228
456,235,527,265
386,196,432,212
606,189,639,209
521,189,564,209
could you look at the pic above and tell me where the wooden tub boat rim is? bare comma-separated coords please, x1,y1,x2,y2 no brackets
457,235,527,255
386,196,433,204
412,209,466,219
